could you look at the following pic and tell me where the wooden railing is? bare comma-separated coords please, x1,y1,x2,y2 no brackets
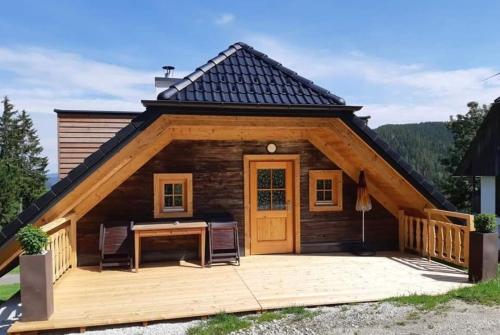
42,217,76,283
399,209,475,267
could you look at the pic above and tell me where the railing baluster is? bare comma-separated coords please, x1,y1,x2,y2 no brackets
409,217,414,250
446,226,453,261
422,219,428,256
453,227,461,263
416,218,421,253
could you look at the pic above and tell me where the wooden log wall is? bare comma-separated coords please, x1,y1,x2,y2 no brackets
77,140,397,266
57,113,137,178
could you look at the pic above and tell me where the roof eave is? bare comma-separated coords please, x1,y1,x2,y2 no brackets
142,100,362,115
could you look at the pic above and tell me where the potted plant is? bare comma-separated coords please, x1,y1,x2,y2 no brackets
17,225,54,321
469,213,498,282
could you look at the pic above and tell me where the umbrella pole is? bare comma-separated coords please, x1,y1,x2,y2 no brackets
362,210,365,244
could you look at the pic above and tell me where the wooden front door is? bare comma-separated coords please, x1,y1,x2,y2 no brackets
250,161,294,254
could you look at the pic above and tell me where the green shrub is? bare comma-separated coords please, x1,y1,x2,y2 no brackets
474,214,497,233
17,225,48,255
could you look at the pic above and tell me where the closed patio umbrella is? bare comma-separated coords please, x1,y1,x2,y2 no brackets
355,171,375,255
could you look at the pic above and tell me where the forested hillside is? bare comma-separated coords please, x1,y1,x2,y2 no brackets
375,122,452,188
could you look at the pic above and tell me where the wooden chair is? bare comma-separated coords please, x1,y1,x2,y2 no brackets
99,222,133,271
208,220,240,266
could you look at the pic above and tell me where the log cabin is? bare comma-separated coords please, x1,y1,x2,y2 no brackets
0,41,459,272
3,42,480,334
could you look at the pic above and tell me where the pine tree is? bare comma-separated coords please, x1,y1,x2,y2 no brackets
0,97,48,226
0,97,22,225
17,110,48,208
0,158,22,225
0,97,20,159
440,101,489,211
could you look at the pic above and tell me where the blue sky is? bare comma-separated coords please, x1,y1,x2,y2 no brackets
1,1,499,172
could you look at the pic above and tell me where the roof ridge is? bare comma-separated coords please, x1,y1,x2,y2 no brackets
157,42,345,105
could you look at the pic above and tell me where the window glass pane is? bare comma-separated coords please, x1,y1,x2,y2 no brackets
317,191,324,201
165,196,173,207
257,169,271,189
316,179,324,190
272,169,285,188
324,179,332,190
174,196,183,207
257,190,271,210
174,183,183,195
324,190,332,201
164,183,173,195
272,190,286,210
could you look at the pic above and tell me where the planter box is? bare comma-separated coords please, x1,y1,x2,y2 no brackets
19,251,54,321
469,232,498,282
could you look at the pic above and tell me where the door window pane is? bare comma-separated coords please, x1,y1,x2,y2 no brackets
257,190,271,210
272,169,286,188
257,169,271,189
272,190,286,210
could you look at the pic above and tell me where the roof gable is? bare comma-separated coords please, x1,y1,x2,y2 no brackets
157,42,345,105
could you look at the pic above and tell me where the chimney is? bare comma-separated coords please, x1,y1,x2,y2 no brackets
155,65,182,94
358,116,371,126
162,65,175,78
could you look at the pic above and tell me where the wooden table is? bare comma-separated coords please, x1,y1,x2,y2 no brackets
132,221,207,272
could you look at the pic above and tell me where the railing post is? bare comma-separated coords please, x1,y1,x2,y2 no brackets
398,210,405,252
69,214,77,268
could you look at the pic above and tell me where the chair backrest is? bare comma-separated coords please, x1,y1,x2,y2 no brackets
209,221,238,250
99,223,131,256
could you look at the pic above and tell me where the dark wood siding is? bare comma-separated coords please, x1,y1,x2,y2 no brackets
57,113,136,178
77,140,397,266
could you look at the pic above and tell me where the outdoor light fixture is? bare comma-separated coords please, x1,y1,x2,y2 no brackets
266,143,277,153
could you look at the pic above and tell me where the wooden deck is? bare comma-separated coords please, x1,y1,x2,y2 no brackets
9,252,469,333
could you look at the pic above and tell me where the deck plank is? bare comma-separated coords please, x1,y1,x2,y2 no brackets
8,253,469,333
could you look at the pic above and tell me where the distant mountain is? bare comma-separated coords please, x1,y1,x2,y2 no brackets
375,122,453,188
46,173,58,188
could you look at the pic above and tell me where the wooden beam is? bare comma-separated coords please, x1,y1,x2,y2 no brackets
330,119,432,212
168,126,314,141
40,217,70,233
308,131,400,217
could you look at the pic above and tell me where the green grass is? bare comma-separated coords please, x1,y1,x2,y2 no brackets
252,311,285,323
387,266,500,310
187,306,321,335
0,283,20,303
280,306,319,320
187,314,251,335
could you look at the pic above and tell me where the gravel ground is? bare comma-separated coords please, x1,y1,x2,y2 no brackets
57,300,499,335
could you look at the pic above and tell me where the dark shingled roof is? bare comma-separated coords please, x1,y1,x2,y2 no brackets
456,98,500,176
157,42,346,105
0,42,456,271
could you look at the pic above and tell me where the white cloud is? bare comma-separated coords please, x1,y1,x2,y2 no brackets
214,13,235,25
246,35,500,127
2,39,500,171
0,46,191,172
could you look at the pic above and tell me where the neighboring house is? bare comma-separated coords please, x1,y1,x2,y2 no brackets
456,96,500,256
0,42,457,273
